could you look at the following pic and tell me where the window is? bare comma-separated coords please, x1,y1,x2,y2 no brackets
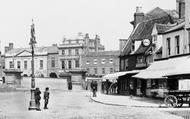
94,59,97,64
120,59,125,71
51,57,55,68
24,61,27,69
166,37,171,56
62,50,65,55
94,68,97,74
153,35,157,43
9,61,14,69
125,59,128,67
137,56,143,64
75,60,79,68
131,40,135,52
40,60,43,69
62,60,65,69
86,68,90,73
17,61,21,69
76,40,79,44
68,49,72,55
68,60,72,69
102,68,105,74
75,49,79,55
86,60,90,65
175,35,180,55
101,59,105,64
109,59,113,63
68,40,71,44
110,68,113,73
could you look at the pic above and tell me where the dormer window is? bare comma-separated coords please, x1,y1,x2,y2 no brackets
152,35,157,43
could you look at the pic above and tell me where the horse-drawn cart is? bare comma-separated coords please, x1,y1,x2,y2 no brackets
164,90,190,108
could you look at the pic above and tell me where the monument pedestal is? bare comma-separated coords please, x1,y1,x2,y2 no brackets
3,69,23,87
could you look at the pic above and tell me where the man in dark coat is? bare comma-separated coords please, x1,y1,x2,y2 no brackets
35,87,41,111
91,81,98,97
43,87,50,109
105,79,111,95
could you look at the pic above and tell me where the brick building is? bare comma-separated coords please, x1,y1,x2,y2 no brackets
81,51,120,77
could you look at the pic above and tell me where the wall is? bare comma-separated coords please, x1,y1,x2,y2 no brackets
5,55,48,77
162,30,185,58
82,55,119,76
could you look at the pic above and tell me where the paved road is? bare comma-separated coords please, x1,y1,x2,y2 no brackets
0,78,182,119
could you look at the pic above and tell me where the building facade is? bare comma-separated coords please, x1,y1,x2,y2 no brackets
119,6,179,96
81,51,120,77
58,33,105,73
4,43,59,77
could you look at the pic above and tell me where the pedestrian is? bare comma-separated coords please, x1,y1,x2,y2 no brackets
91,80,98,97
43,87,50,109
35,87,41,111
105,79,111,95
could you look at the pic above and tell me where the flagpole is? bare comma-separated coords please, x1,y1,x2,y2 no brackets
28,19,37,110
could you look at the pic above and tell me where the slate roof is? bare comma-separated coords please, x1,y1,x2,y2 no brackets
162,22,185,34
85,50,120,57
120,7,178,57
5,46,58,57
155,23,174,34
133,44,151,55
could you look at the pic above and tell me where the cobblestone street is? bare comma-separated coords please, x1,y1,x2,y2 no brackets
0,78,182,119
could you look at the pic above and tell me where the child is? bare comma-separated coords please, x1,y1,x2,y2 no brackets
43,87,50,109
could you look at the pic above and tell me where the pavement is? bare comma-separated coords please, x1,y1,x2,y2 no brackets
91,92,165,108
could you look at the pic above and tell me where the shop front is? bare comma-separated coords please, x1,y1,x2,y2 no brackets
102,70,140,95
133,55,190,98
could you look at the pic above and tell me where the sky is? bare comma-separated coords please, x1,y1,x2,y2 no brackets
0,0,176,52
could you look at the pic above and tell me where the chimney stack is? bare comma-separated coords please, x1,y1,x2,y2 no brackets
134,6,144,28
9,43,13,50
177,0,185,19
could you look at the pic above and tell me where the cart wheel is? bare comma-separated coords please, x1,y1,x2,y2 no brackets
177,97,183,107
164,95,178,108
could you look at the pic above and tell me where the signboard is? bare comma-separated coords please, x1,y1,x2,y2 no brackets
178,79,190,90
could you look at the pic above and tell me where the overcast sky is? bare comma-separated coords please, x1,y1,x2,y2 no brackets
0,0,176,52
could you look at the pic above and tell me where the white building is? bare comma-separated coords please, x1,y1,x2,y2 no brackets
4,44,59,77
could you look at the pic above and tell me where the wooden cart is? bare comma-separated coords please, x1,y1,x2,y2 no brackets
164,90,190,108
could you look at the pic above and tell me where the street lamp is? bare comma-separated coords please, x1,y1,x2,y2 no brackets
28,19,37,110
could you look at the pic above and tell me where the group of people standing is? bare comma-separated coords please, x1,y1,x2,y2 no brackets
34,87,50,111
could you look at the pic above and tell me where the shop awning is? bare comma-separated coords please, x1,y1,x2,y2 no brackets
102,70,140,82
133,56,189,79
165,56,190,76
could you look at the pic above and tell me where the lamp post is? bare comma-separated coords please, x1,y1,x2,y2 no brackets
28,20,37,110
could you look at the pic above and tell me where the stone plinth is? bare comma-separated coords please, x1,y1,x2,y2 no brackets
3,69,23,87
